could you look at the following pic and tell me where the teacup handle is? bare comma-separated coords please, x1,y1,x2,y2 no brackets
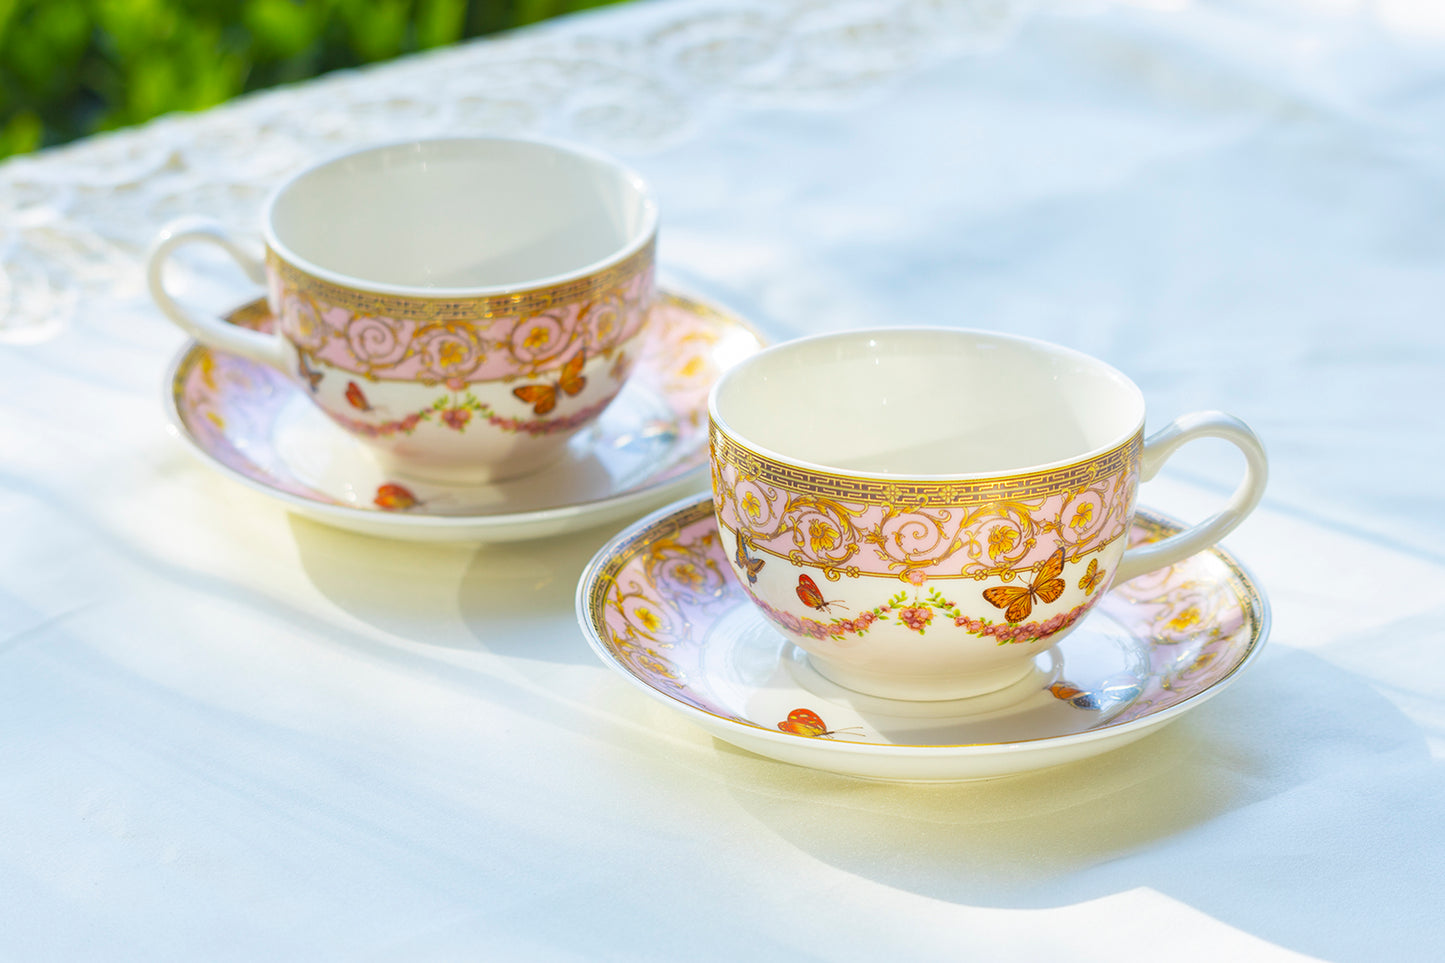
1112,411,1268,584
146,216,290,371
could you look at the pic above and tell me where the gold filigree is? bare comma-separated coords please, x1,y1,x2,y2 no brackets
711,425,1141,507
267,240,655,322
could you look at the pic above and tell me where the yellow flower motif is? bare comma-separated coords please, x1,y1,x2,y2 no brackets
741,491,763,520
438,340,467,369
634,606,661,632
1167,606,1202,631
989,527,1018,554
523,326,552,351
1069,503,1094,529
808,519,839,554
672,563,703,587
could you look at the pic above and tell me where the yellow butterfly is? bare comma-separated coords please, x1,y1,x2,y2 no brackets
1079,557,1105,595
983,548,1066,624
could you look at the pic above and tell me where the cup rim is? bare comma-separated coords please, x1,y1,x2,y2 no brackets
708,326,1147,483
260,135,659,299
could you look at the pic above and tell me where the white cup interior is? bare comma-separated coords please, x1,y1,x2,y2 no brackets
711,328,1145,476
266,138,655,292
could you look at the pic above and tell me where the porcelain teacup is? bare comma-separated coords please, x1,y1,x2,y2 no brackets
708,327,1268,702
147,136,658,484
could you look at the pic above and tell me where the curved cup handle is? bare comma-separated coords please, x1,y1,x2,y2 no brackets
146,216,289,370
1113,411,1268,585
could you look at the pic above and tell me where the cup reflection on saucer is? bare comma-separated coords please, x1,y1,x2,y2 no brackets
147,136,658,484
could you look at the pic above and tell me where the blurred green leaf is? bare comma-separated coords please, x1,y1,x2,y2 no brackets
0,109,42,156
244,0,325,59
0,0,636,160
416,0,467,49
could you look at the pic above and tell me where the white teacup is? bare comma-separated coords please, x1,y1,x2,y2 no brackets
148,136,658,484
709,328,1268,701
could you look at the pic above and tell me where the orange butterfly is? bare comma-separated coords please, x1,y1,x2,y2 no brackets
1049,681,1101,710
345,381,373,411
776,708,859,739
513,350,586,416
796,573,846,613
983,548,1066,624
1079,557,1105,595
734,530,764,584
1050,677,1141,711
373,482,419,511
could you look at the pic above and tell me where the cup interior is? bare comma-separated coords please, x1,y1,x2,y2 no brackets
711,328,1144,476
267,138,655,292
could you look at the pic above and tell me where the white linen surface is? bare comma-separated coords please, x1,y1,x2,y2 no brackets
1,0,1442,960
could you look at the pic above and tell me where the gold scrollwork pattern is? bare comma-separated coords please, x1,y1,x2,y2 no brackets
267,244,654,384
588,505,743,719
712,426,1142,580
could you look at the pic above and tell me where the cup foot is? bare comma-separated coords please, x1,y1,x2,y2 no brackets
793,649,1059,708
375,442,571,486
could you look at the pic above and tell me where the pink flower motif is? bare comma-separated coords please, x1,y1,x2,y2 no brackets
898,606,933,633
906,569,928,586
441,407,472,431
400,412,422,432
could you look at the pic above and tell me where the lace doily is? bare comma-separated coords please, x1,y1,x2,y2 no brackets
0,0,1029,339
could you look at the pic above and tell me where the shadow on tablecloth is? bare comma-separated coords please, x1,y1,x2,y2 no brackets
712,646,1441,962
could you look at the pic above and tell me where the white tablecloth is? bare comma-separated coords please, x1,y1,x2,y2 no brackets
2,1,1442,959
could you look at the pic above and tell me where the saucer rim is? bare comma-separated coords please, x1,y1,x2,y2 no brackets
161,287,765,538
575,492,1272,759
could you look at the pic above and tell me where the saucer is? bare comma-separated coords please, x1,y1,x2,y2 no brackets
164,290,766,542
576,494,1270,782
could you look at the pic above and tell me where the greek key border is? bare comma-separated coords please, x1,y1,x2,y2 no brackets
710,425,1143,506
266,237,655,322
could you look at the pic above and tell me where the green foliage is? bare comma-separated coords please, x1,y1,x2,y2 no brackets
0,0,630,159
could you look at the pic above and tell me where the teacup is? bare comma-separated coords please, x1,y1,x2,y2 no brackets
147,136,658,484
709,327,1267,701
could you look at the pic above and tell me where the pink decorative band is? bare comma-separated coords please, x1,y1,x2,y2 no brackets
711,429,1142,580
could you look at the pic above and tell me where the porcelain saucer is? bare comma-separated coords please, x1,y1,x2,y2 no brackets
164,290,766,542
576,494,1270,782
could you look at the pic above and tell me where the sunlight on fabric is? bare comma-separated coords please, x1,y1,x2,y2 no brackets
1050,890,1327,962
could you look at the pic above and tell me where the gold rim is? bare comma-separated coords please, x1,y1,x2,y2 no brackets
265,238,655,322
710,426,1142,507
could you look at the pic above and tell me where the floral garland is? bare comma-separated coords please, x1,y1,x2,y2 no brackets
744,581,1099,646
327,392,610,439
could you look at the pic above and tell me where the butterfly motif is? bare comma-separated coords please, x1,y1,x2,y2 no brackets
1049,681,1101,709
1079,557,1105,595
1050,677,1141,711
608,351,630,383
776,708,860,739
513,350,586,416
345,381,373,412
983,547,1066,624
734,530,765,584
296,352,323,393
373,483,420,511
795,573,847,613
